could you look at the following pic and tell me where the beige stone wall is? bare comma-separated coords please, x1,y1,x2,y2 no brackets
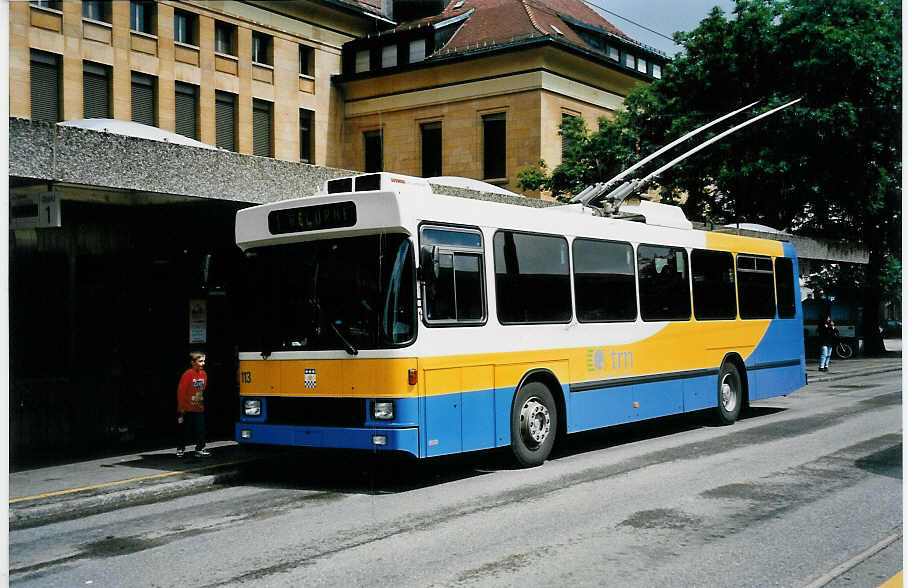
339,46,646,196
8,0,363,165
343,90,543,193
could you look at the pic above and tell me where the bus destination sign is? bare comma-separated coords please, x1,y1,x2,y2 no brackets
268,201,356,234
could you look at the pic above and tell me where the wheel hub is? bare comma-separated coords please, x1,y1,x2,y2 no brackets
721,376,737,412
520,397,551,446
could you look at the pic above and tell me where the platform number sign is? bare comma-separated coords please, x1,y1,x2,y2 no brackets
10,192,61,229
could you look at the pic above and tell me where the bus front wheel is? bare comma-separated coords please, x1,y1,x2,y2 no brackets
715,363,743,425
511,382,558,467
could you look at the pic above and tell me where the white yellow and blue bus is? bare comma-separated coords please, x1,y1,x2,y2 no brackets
234,172,806,466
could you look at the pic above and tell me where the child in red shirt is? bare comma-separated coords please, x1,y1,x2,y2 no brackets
176,352,209,457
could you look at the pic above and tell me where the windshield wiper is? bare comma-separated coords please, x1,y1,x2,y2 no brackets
330,321,358,356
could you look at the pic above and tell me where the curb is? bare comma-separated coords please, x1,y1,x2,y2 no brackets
9,467,242,529
808,365,902,384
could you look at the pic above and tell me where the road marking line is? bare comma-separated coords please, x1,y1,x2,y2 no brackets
802,526,902,588
9,459,253,504
879,570,902,588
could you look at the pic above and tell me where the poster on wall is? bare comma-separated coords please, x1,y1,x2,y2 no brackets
189,299,207,344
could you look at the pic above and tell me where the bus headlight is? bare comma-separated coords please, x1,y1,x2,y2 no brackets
244,399,262,416
373,401,394,420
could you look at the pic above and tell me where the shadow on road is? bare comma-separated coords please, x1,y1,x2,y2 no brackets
233,405,790,495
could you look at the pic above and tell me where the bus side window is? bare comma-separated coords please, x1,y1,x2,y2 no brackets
419,226,486,325
572,238,636,322
691,249,736,320
774,257,796,318
637,244,691,321
737,254,776,319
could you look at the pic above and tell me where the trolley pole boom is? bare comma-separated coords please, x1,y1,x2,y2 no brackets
574,97,802,214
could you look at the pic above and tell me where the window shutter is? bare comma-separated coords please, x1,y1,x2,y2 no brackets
174,82,197,139
215,91,236,151
30,50,60,123
83,61,110,119
252,99,272,157
131,72,155,127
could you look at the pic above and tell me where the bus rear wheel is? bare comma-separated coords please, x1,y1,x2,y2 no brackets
511,382,557,467
715,363,743,425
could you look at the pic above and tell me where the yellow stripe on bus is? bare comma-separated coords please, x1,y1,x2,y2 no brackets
239,319,771,399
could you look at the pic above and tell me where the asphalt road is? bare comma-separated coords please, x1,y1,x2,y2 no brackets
10,370,901,587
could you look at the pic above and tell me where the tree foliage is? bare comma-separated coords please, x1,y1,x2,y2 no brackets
520,0,901,352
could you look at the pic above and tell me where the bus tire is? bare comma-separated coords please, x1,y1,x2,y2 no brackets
511,382,558,467
715,363,743,425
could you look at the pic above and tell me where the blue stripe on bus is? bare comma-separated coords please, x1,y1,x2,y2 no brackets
234,422,420,454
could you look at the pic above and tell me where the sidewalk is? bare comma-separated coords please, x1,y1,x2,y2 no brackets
9,351,902,528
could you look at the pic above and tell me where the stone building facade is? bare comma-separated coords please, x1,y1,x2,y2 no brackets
9,0,386,166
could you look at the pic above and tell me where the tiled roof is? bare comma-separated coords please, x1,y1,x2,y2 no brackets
383,0,658,60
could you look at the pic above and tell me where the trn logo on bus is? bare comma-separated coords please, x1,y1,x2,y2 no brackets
586,348,634,373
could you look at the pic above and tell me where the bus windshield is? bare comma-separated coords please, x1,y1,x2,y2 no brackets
239,234,415,353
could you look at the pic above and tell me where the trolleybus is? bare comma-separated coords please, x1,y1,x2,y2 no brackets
234,171,806,466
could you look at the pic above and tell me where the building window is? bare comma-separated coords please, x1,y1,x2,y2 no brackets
363,130,383,172
561,113,579,161
30,50,60,123
420,226,486,324
300,109,314,163
83,61,111,119
215,21,236,55
354,49,370,73
252,99,272,157
572,238,636,322
421,122,442,177
215,91,236,151
624,52,635,69
493,231,572,324
691,249,736,320
174,9,197,45
130,1,154,34
252,32,272,65
82,1,109,22
652,64,662,79
300,45,314,76
381,45,397,68
637,244,691,321
606,45,619,61
130,72,156,127
409,39,426,63
174,81,198,140
637,57,647,73
482,112,506,180
30,1,61,9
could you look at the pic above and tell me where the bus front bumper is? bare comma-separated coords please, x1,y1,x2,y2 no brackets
235,423,420,457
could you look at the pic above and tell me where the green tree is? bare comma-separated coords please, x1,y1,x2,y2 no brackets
521,0,901,353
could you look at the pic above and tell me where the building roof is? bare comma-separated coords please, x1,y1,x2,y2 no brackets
384,0,664,61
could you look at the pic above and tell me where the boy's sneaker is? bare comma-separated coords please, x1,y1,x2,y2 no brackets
194,449,211,457
176,449,185,458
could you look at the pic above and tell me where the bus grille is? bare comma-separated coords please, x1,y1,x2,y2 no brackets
263,397,366,427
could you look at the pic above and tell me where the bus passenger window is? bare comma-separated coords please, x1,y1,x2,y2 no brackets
637,244,691,321
419,226,486,325
572,238,636,322
737,254,776,319
774,257,796,318
691,249,736,320
494,231,571,324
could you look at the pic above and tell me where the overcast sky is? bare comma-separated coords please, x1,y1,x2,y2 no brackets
589,1,737,56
